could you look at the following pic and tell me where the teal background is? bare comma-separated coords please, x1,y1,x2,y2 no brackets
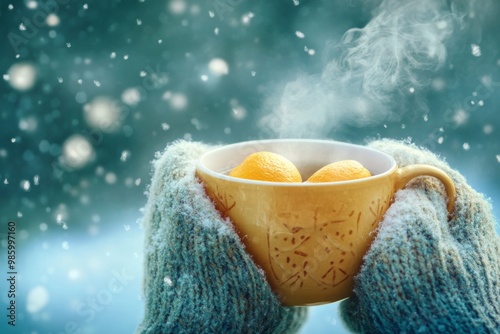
0,1,499,333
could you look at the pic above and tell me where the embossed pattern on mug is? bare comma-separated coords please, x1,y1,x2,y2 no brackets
268,198,390,291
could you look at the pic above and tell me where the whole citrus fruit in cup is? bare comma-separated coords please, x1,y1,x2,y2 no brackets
229,151,302,182
307,160,371,183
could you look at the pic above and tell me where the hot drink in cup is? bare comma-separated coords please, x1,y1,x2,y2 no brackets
196,139,455,306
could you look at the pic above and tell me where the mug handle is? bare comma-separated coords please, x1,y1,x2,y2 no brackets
395,164,456,217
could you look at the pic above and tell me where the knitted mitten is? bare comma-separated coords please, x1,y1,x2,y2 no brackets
136,141,307,334
340,139,500,333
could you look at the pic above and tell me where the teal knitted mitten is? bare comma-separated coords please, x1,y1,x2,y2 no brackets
340,139,500,333
136,141,307,334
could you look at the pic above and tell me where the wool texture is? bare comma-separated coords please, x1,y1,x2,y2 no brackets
136,138,500,334
340,139,500,333
135,141,307,334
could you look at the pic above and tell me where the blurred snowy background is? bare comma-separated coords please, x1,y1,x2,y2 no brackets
0,0,499,333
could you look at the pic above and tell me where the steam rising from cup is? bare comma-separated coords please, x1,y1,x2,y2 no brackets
260,0,486,138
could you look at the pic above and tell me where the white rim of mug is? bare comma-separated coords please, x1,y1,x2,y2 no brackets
196,139,398,187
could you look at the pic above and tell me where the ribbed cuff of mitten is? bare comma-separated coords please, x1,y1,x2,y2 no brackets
340,139,500,333
136,141,307,334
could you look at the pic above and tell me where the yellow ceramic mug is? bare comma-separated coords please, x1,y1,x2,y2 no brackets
196,139,456,306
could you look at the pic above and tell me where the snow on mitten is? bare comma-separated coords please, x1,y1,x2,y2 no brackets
136,141,307,334
340,139,500,333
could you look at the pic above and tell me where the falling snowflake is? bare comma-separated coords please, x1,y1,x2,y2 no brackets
120,150,131,162
304,46,315,55
208,58,229,76
68,269,80,280
169,0,187,14
21,180,30,191
27,286,49,313
46,14,60,26
122,88,141,105
471,44,482,57
7,63,37,91
242,12,254,25
105,172,117,184
483,124,493,134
